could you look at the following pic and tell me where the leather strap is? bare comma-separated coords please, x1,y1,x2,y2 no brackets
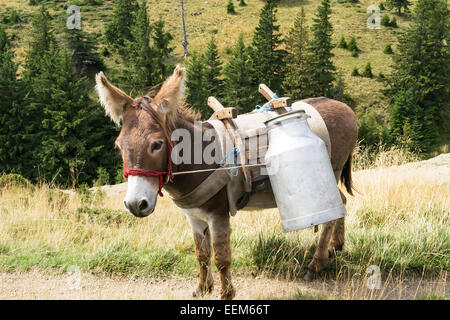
170,168,231,209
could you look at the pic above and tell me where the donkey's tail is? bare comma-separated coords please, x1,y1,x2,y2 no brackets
340,152,354,196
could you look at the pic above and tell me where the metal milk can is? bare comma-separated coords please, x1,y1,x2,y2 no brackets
264,110,346,232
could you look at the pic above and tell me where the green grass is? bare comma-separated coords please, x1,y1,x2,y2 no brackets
0,173,34,190
88,243,183,276
0,210,447,278
250,232,313,278
248,223,449,279
0,239,191,277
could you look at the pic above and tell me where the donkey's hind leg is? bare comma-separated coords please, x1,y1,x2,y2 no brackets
329,190,347,255
189,216,214,297
304,220,336,281
328,171,347,257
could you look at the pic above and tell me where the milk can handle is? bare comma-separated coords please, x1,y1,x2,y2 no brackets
273,113,310,125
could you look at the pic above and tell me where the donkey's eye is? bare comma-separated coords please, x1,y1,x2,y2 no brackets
150,140,164,153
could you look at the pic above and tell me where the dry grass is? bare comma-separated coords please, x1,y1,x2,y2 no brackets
352,143,421,171
0,148,448,299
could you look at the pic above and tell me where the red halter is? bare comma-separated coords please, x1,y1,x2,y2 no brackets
123,98,174,197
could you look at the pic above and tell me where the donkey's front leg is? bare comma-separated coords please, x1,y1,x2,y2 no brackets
188,216,214,297
210,215,236,300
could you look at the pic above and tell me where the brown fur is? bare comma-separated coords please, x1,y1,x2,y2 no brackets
192,229,214,297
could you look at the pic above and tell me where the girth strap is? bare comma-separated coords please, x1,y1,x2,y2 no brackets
170,169,231,209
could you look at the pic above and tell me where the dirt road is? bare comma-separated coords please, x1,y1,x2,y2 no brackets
0,269,447,300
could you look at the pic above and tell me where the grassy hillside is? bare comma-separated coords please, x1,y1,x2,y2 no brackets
0,0,417,124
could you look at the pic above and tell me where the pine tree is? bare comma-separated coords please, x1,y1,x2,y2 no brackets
347,36,359,52
362,62,373,78
24,6,55,75
34,45,85,184
21,7,56,180
306,0,336,97
386,0,411,16
124,2,174,92
223,34,255,114
390,16,398,28
239,0,247,7
250,0,286,96
0,26,23,173
381,14,391,27
383,43,393,54
332,73,347,102
390,89,426,150
0,24,9,52
186,52,209,118
30,45,117,186
390,89,417,137
105,0,139,47
227,0,236,14
62,27,105,79
338,35,347,49
351,67,359,76
282,7,313,100
387,0,449,150
21,8,119,185
125,0,154,93
151,19,174,84
203,37,224,110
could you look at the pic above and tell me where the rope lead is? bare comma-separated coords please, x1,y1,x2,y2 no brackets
220,147,242,177
253,93,279,113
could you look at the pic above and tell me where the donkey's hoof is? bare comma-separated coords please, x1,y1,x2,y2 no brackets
303,270,316,282
192,289,210,298
192,283,214,298
220,286,236,300
328,248,336,260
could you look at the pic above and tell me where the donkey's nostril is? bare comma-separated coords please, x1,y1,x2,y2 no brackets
123,198,151,216
139,199,148,211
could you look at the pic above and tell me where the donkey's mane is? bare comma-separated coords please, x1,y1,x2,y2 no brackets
143,83,201,126
174,107,202,126
136,91,201,129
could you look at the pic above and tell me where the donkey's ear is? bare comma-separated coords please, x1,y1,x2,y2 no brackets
153,65,185,116
95,72,133,126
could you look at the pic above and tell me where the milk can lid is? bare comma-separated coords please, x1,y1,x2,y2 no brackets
264,109,307,126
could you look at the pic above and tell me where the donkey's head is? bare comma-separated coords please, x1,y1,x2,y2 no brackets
95,66,186,217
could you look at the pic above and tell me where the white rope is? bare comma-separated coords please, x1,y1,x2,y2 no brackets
172,163,267,176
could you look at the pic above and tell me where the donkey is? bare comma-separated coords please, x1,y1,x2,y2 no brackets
95,66,358,299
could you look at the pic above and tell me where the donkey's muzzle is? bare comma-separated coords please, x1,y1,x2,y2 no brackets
124,198,154,218
123,175,158,218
